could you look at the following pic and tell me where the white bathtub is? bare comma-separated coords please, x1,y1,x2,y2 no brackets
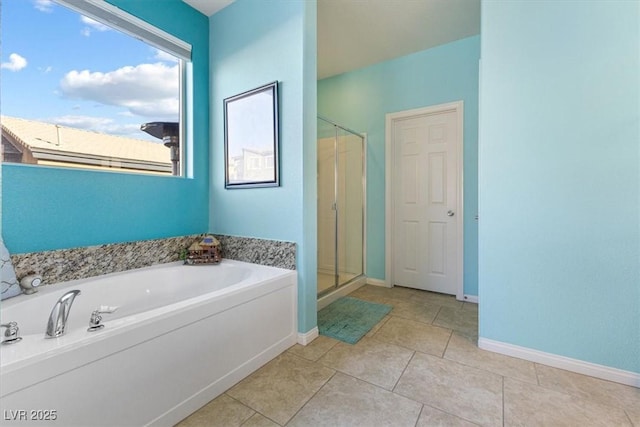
0,259,297,426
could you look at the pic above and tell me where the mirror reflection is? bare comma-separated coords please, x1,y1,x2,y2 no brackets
224,81,279,188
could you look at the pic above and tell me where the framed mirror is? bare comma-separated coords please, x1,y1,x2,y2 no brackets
224,81,279,189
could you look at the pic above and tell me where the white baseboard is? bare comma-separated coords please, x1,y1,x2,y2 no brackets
462,294,478,303
297,327,319,346
478,337,640,388
366,278,389,288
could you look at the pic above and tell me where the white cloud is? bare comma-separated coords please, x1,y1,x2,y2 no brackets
1,53,28,72
80,16,111,37
39,65,53,74
154,49,179,63
49,115,153,139
33,0,54,13
59,63,179,119
50,115,113,129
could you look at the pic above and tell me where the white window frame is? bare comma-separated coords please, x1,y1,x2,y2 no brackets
55,0,191,61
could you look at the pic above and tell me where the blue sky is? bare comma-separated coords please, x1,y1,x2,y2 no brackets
1,0,180,141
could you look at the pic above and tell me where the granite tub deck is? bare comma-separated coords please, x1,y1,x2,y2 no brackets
10,234,296,286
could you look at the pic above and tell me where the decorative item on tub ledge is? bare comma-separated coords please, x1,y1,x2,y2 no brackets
1,239,22,300
19,272,42,294
185,235,222,265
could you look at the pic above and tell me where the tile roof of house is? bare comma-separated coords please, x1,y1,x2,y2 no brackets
1,115,171,166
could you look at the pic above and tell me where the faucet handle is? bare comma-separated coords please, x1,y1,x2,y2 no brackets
87,306,118,332
87,310,104,331
1,321,23,345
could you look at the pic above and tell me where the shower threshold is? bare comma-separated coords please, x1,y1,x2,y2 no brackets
317,273,367,310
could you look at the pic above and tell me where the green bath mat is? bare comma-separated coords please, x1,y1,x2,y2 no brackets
318,297,392,344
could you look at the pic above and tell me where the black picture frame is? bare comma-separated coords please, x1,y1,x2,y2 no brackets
224,81,279,189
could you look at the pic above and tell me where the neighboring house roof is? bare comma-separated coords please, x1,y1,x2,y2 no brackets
1,115,172,173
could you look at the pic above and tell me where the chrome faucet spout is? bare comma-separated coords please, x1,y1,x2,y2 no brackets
45,289,81,338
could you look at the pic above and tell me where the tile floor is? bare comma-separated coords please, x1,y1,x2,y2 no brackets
176,285,639,427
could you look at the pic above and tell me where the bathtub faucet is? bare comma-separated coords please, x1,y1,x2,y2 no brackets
45,289,81,339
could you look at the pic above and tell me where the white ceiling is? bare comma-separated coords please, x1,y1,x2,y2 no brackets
182,0,480,79
318,0,480,79
182,0,234,16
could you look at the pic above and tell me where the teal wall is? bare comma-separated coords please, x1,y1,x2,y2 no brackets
209,0,317,333
479,1,639,373
318,36,480,296
1,0,210,254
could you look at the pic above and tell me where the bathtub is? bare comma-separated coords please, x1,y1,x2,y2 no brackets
0,259,297,426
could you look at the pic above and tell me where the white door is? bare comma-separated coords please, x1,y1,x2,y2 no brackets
390,105,462,295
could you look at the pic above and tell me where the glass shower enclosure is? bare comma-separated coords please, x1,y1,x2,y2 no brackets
317,117,365,297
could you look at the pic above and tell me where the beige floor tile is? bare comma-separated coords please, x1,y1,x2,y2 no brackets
386,298,441,324
318,337,414,390
504,377,632,426
416,405,480,427
241,413,279,427
384,284,418,301
286,335,339,362
444,333,538,384
348,285,391,304
394,352,503,427
365,314,390,338
433,306,478,341
409,290,464,309
535,364,640,425
176,394,254,427
350,284,415,304
287,372,422,427
462,302,478,313
226,353,335,425
373,316,452,357
626,406,640,427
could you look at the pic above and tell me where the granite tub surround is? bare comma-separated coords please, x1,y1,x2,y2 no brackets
214,235,296,270
9,234,296,288
10,235,202,286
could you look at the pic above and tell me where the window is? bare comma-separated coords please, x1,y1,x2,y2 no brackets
0,0,192,176
248,155,262,170
265,155,274,168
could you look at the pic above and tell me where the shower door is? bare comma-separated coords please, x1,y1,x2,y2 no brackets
317,117,365,297
317,120,337,295
336,127,364,286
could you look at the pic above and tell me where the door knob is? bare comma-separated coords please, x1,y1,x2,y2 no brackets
447,210,455,217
